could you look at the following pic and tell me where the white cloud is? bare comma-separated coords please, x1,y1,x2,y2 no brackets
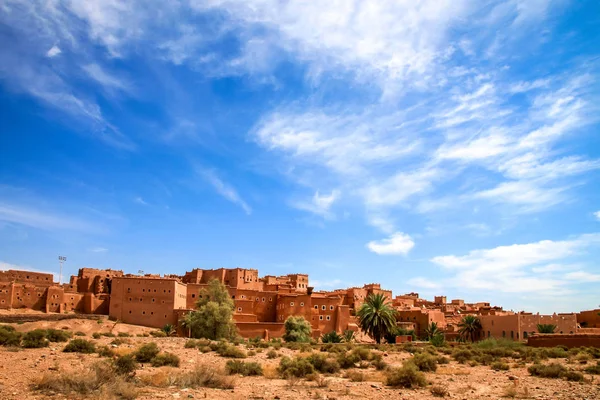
0,202,95,232
427,233,600,293
291,190,340,219
367,232,415,255
46,45,61,57
133,197,148,206
197,168,252,215
407,277,441,290
563,271,600,282
89,247,108,253
594,211,600,221
82,63,131,93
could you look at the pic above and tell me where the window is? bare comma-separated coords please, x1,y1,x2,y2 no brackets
256,297,259,301
523,331,528,339
326,316,330,321
488,331,490,338
290,302,294,306
129,311,131,314
330,305,334,310
237,307,242,312
300,302,304,306
511,331,514,339
322,305,326,310
269,297,272,302
502,331,506,338
319,315,323,320
262,298,265,302
314,305,318,309
192,294,195,298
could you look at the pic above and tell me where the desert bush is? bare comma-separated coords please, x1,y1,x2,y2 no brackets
74,331,86,336
563,370,584,381
247,350,256,356
452,348,474,364
321,331,343,343
527,363,567,379
184,339,198,348
101,332,116,337
200,346,212,353
150,330,167,338
344,370,365,382
135,342,160,362
45,329,72,342
283,316,312,343
111,338,130,346
151,352,181,367
113,354,138,375
372,358,388,370
385,363,427,388
97,345,115,357
430,384,449,397
584,362,600,374
279,356,315,378
537,324,557,334
92,332,101,339
34,361,137,399
216,343,247,358
437,356,450,365
64,339,96,353
225,360,263,376
307,353,341,374
0,325,22,346
351,346,373,361
266,349,279,359
491,362,510,371
542,347,568,359
573,352,592,364
117,332,131,337
22,329,49,348
412,353,438,372
337,351,361,369
166,365,235,389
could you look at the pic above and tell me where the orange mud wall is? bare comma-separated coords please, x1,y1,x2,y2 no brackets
528,334,600,348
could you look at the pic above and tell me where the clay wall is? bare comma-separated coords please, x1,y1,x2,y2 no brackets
480,314,519,340
0,270,54,286
480,313,577,341
309,295,347,333
577,309,600,328
235,322,286,340
109,277,185,328
396,309,446,338
0,283,48,310
46,286,64,313
275,293,312,323
527,334,600,348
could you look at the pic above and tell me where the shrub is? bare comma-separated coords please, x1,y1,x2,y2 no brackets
283,316,312,343
430,384,449,397
64,339,96,353
247,350,256,357
266,349,279,359
225,360,263,376
0,325,22,346
101,332,116,337
135,342,160,362
22,329,49,348
343,330,355,343
45,329,72,342
337,351,360,369
372,358,388,370
161,324,176,337
385,363,427,388
563,370,584,381
279,356,315,378
97,345,115,357
584,362,600,374
430,334,445,347
345,370,365,382
412,353,437,372
113,354,138,375
437,356,450,365
527,363,567,379
117,332,131,337
75,331,86,337
491,362,510,371
150,330,167,338
184,339,198,348
161,365,235,389
200,346,212,353
92,332,101,339
321,331,343,343
452,349,474,364
537,324,557,334
216,344,247,359
307,353,341,374
351,346,372,361
151,352,180,367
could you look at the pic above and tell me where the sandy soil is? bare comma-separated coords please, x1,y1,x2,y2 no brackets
0,319,599,400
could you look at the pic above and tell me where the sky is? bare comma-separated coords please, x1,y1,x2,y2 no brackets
1,1,599,314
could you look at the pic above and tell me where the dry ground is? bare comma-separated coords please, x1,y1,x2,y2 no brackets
0,318,599,400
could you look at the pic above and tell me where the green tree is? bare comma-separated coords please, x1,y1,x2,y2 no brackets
161,324,177,337
356,293,396,344
183,279,237,340
424,322,441,340
457,315,482,343
537,324,557,334
283,316,312,342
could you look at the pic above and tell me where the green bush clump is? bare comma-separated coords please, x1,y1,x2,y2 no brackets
150,330,167,338
279,356,315,378
225,360,263,376
96,345,115,357
151,352,180,367
200,346,212,353
307,353,341,374
74,331,86,337
562,370,584,382
412,353,437,372
117,332,131,338
584,362,600,374
527,363,567,379
64,339,96,353
0,325,22,346
135,342,160,362
266,349,279,359
372,358,388,370
45,329,72,343
385,363,427,388
337,351,361,369
92,332,101,339
113,354,138,375
491,362,510,371
283,316,312,343
452,348,474,364
184,339,198,348
437,356,450,365
321,331,343,343
216,343,247,358
22,329,49,348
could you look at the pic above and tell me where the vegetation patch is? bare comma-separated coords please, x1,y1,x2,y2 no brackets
385,363,427,388
22,329,49,348
279,356,315,378
134,342,160,362
63,339,96,353
151,352,181,367
225,360,263,376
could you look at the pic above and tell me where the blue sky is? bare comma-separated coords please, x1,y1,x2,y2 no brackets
1,1,599,314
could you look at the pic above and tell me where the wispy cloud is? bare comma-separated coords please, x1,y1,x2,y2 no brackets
594,211,600,221
291,190,340,219
46,45,61,58
0,202,97,232
409,233,600,294
134,197,148,206
197,168,252,215
82,63,132,94
367,232,415,256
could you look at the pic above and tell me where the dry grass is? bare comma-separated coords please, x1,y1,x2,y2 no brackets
430,384,449,397
262,364,279,379
145,364,235,389
436,366,471,375
344,370,365,382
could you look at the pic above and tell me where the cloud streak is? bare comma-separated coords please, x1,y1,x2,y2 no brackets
197,168,252,215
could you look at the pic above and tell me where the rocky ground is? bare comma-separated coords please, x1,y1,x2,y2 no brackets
0,318,599,399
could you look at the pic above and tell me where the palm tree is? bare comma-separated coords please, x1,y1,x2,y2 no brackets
356,293,396,344
424,321,442,340
457,315,482,342
537,324,557,334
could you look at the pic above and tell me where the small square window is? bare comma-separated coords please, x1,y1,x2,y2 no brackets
314,305,318,309
290,302,294,306
300,302,304,306
330,305,334,310
319,315,323,320
237,307,242,312
322,305,326,310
